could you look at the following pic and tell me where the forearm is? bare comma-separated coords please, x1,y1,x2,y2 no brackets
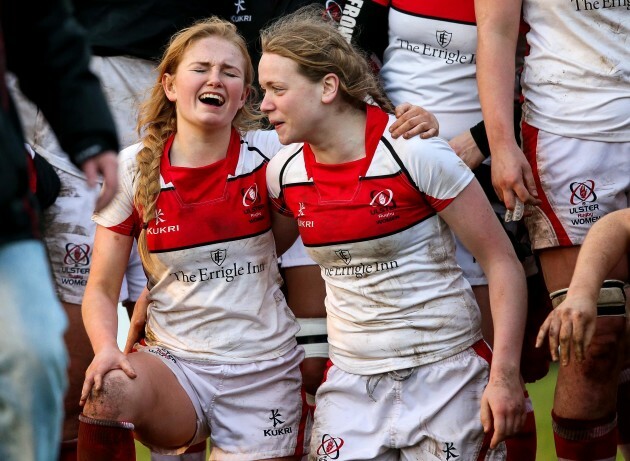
82,226,132,353
567,210,630,301
485,256,527,377
272,210,300,257
475,0,522,153
439,180,527,373
82,287,121,354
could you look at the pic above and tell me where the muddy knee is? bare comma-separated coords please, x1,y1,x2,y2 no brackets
83,370,135,420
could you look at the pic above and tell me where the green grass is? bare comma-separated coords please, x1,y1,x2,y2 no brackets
133,363,623,460
526,362,558,460
135,443,150,460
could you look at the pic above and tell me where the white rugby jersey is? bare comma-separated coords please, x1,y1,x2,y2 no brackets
267,105,482,375
521,0,630,141
95,129,300,363
376,0,480,140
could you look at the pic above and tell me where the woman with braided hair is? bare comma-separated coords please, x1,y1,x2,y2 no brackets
76,17,307,461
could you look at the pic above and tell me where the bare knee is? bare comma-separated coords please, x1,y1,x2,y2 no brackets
581,318,626,380
83,369,135,421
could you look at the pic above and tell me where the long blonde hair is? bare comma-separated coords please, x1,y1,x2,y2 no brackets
134,17,262,279
260,5,394,113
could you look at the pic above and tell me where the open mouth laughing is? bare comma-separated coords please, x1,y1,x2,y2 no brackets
199,92,225,107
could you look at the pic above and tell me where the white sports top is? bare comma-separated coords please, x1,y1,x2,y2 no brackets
521,0,630,141
95,129,299,363
267,106,482,375
377,0,480,140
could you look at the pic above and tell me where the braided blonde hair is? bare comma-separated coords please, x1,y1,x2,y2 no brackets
260,5,394,113
134,17,262,279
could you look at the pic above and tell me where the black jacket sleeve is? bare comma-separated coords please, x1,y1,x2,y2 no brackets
2,0,119,168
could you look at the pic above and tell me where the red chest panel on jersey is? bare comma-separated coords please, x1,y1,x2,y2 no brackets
282,172,435,247
145,134,271,253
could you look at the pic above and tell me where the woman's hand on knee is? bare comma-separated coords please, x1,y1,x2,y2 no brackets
80,345,137,406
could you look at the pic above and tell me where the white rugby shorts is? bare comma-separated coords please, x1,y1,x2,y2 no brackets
137,344,310,459
522,122,630,250
311,341,506,460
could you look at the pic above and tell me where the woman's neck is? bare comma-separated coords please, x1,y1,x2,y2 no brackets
169,123,233,168
309,106,367,165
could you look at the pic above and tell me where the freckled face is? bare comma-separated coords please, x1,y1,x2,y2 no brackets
258,53,325,145
163,36,249,130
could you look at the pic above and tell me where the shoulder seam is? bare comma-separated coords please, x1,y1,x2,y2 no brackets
380,136,420,191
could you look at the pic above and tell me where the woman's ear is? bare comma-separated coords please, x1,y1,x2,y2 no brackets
162,73,176,102
321,73,340,104
239,86,250,109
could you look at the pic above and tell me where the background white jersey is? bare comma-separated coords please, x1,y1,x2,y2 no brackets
95,129,300,363
9,56,156,176
378,0,480,140
521,0,630,141
267,106,482,375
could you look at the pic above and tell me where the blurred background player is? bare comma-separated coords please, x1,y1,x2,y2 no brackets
476,0,629,459
0,0,119,460
7,4,153,457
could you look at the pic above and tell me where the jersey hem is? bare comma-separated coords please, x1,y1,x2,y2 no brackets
330,333,483,375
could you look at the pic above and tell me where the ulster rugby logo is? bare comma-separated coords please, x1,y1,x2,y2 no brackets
369,189,395,207
242,184,260,207
324,0,343,21
316,433,345,459
64,243,90,266
569,180,597,205
370,189,399,224
568,179,601,225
